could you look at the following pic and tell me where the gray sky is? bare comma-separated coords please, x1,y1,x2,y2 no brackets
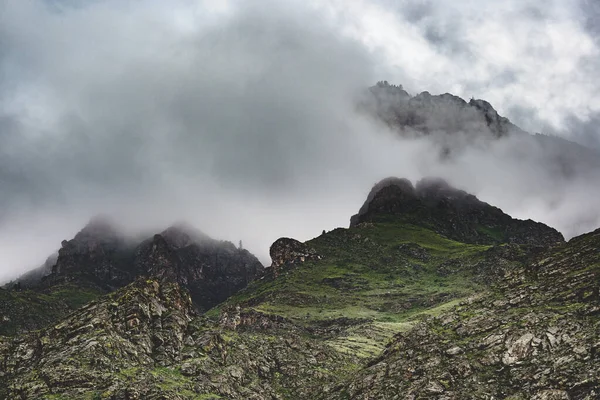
1,0,600,282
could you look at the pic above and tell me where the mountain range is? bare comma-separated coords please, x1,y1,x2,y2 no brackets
0,86,599,399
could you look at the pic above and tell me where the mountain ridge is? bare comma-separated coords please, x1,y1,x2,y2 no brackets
351,177,564,246
1,177,599,398
0,219,264,335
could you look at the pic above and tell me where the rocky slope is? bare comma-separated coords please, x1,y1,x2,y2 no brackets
134,224,264,312
0,177,598,399
328,228,600,399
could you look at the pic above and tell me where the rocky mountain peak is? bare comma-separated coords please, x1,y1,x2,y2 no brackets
71,214,124,245
362,82,523,138
351,177,564,246
10,218,264,315
48,216,134,288
133,226,264,312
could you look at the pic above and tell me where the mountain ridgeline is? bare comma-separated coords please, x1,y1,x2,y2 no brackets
1,175,598,399
350,177,564,246
1,83,600,399
0,220,264,335
360,81,525,138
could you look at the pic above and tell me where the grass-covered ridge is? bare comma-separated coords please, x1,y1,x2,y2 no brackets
213,221,507,358
226,222,490,320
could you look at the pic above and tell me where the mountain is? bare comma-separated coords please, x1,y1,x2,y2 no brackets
0,219,264,335
350,177,564,246
134,223,264,312
362,82,600,184
360,81,525,138
2,177,598,399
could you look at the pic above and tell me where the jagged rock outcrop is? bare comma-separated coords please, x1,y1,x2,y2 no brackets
0,279,195,398
351,177,565,246
269,237,320,277
0,279,351,399
45,216,137,289
134,225,265,312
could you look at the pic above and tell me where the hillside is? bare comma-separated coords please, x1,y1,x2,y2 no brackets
1,177,597,399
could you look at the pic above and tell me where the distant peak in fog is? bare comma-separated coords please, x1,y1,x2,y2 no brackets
361,81,525,138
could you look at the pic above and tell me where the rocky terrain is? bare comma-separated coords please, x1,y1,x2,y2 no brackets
328,227,600,399
1,176,598,399
361,82,600,185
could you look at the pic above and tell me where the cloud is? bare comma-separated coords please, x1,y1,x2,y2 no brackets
315,0,600,137
1,0,600,283
0,0,427,281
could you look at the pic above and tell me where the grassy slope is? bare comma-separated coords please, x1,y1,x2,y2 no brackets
214,221,499,358
0,284,103,336
326,229,600,399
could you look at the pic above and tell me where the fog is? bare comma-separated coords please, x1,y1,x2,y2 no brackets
1,0,600,283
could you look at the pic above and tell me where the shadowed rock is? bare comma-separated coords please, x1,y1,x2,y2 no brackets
351,177,564,246
135,225,265,312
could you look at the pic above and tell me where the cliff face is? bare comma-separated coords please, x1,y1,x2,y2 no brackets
134,225,265,312
47,216,137,289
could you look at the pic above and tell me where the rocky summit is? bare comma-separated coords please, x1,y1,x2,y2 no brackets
359,81,525,138
1,178,599,399
350,177,565,246
0,220,264,335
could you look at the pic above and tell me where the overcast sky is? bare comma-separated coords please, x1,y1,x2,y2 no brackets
1,0,600,282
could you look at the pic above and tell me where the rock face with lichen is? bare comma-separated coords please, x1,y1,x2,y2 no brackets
327,227,600,400
0,178,598,399
0,278,350,399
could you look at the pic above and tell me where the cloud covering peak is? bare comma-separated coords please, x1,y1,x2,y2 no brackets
1,0,600,282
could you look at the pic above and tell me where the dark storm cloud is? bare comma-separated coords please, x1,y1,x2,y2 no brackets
579,0,600,39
